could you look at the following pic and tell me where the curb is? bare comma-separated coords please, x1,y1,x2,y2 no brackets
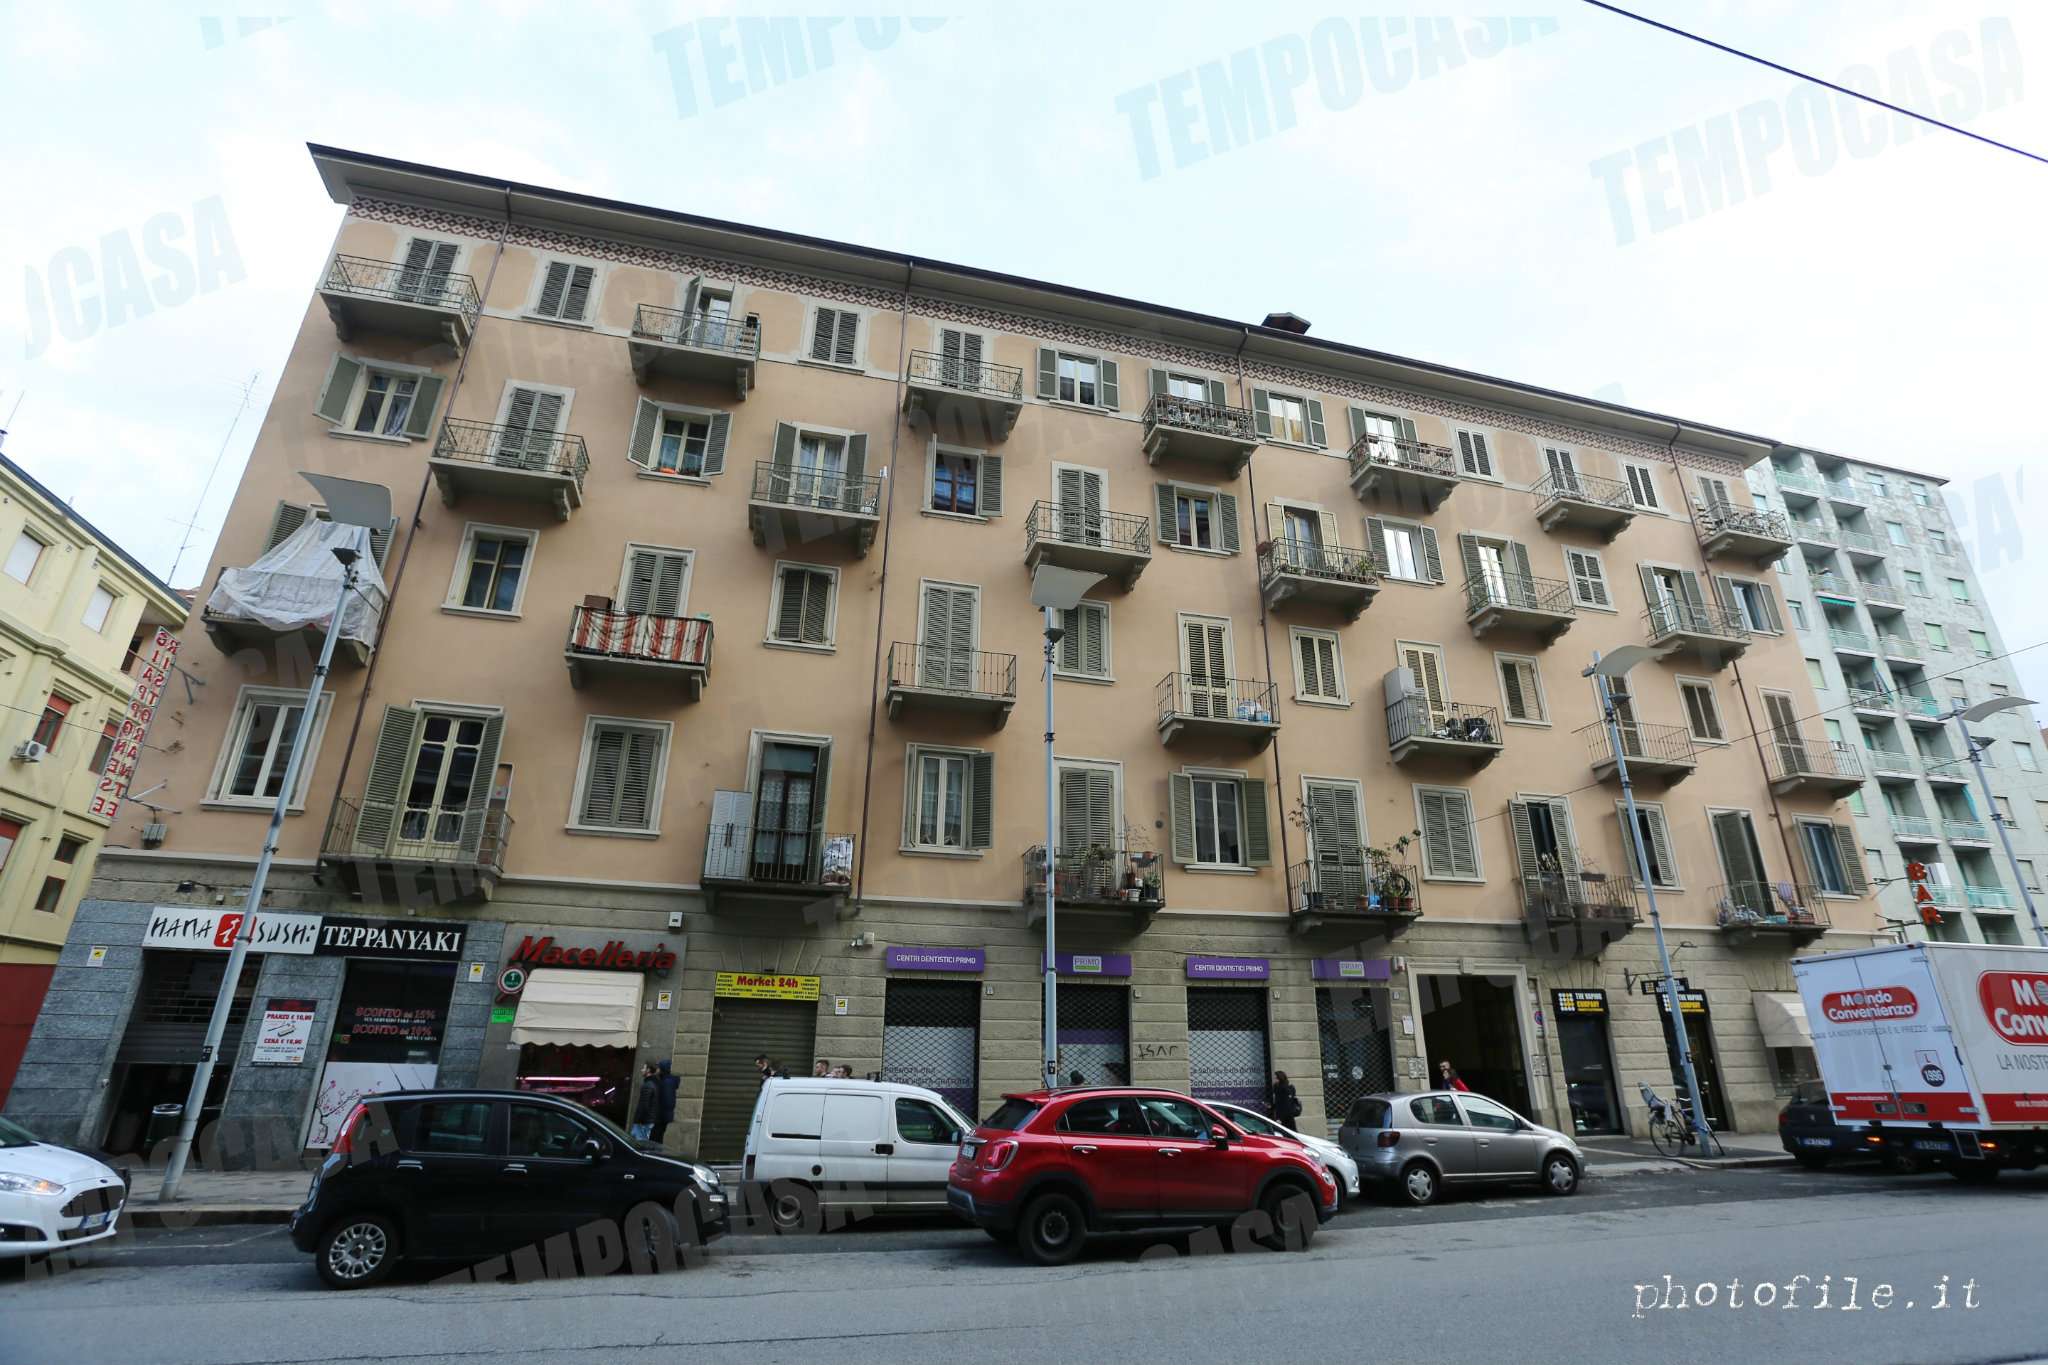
128,1206,295,1228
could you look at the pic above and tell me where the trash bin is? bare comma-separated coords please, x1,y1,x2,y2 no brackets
145,1103,183,1155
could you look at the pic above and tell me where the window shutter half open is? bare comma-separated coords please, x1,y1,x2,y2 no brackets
1250,388,1272,437
1241,778,1271,865
629,398,660,470
1216,492,1240,554
314,354,361,425
809,309,837,362
355,705,422,855
1037,346,1057,399
1169,773,1196,864
979,454,1003,516
404,374,444,439
702,412,730,476
455,715,505,857
1098,360,1119,411
265,501,311,553
968,751,994,850
1417,526,1444,583
1305,398,1326,448
1156,483,1177,544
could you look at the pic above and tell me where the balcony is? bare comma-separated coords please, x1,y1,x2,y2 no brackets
1258,537,1382,621
318,253,480,350
1892,816,1941,844
1825,480,1867,511
1521,872,1639,959
1808,572,1857,603
1922,754,1973,787
1140,394,1260,477
1024,846,1163,932
1859,576,1905,610
1347,434,1461,512
430,419,588,521
701,799,854,918
563,603,711,701
902,350,1025,440
1023,502,1151,590
1865,746,1920,782
627,304,759,398
1827,626,1876,658
1289,857,1421,939
1714,882,1831,947
1900,694,1947,726
1878,630,1923,665
884,643,1017,727
1533,470,1636,541
1766,738,1866,798
747,461,882,557
1967,885,2018,911
1156,673,1279,750
1838,529,1886,559
1847,688,1897,717
1385,697,1503,769
1582,721,1697,784
1776,469,1823,501
201,571,387,670
320,796,509,906
1644,600,1749,668
1920,883,1965,908
1698,505,1795,563
1945,820,1993,848
1464,572,1576,642
1792,519,1835,550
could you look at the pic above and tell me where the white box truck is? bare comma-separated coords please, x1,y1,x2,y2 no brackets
1794,940,2048,1179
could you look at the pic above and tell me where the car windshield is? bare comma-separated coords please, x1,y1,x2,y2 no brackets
1791,1081,1828,1106
1221,1107,1284,1137
0,1116,39,1148
980,1099,1042,1131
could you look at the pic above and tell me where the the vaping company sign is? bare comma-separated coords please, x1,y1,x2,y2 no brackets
1979,972,2048,1044
1820,987,1920,1024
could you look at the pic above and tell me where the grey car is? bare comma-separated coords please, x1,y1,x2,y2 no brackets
1337,1090,1584,1206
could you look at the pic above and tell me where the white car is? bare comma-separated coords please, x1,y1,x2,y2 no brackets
0,1116,128,1258
744,1077,974,1231
1210,1101,1362,1206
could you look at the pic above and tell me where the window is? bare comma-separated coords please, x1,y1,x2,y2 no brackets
395,710,498,849
313,356,442,440
1158,483,1239,554
1412,1095,1463,1125
1058,1095,1145,1135
1799,819,1867,896
1994,795,2015,825
530,260,596,322
1948,578,1971,603
1679,678,1725,741
1453,428,1495,479
1867,472,1888,498
31,694,70,750
1720,577,1782,633
1969,630,1992,658
1034,347,1119,409
904,745,993,852
209,687,332,808
2020,859,2040,891
1292,628,1345,703
82,584,116,633
572,719,670,834
2016,743,2039,774
5,528,47,583
1804,658,1826,689
1863,846,1882,878
1622,462,1661,510
895,1098,958,1145
1786,599,1807,630
1460,1095,1520,1132
1170,771,1270,868
1946,678,1969,703
2037,800,2048,830
1885,521,1910,547
1991,683,2011,698
619,545,693,617
1904,569,1926,595
1253,389,1324,446
929,447,1001,517
1059,353,1100,405
1415,785,1481,881
449,526,532,615
55,834,85,864
1910,482,1933,508
1366,517,1442,584
1847,789,1866,816
1710,808,1769,890
769,564,837,649
1928,528,1950,555
1563,548,1611,609
1190,777,1243,864
357,369,422,436
0,819,17,877
808,306,860,366
33,878,65,914
1618,801,1680,888
918,581,982,685
1160,370,1214,401
411,1100,491,1155
1495,654,1547,724
508,1104,590,1158
628,399,730,479
90,720,117,775
1926,623,1949,651
1054,601,1111,680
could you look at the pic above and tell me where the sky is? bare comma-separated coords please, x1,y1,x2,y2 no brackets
2,1,2043,695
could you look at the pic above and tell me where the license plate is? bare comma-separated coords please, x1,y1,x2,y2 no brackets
1799,1137,1833,1148
1913,1139,1952,1152
79,1211,110,1229
959,1141,980,1161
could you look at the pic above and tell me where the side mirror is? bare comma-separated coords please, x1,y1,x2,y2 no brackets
1209,1123,1232,1147
580,1136,608,1161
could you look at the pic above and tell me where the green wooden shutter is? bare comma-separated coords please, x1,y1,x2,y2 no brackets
1711,811,1763,886
1457,532,1484,590
1417,527,1443,583
1250,388,1272,437
1676,570,1708,618
1057,608,1083,673
843,434,869,512
368,518,397,568
1241,778,1271,866
1548,798,1581,876
771,422,798,473
1148,367,1168,396
1216,492,1240,554
1756,582,1784,632
980,454,1003,516
1305,399,1327,448
315,355,362,425
679,276,701,324
1082,603,1107,675
1097,360,1119,410
775,567,808,642
1364,516,1388,571
968,751,994,850
1056,767,1087,854
404,374,444,439
1443,790,1477,877
702,412,730,476
652,552,688,616
904,749,925,847
581,727,625,826
1499,658,1529,720
629,399,660,470
1509,801,1542,885
615,727,657,830
809,309,836,362
623,550,656,614
1155,483,1178,545
1638,565,1665,623
832,311,858,366
1169,773,1197,864
536,262,570,317
1420,789,1475,879
355,705,421,854
1296,633,1323,697
1624,805,1677,888
1205,378,1226,406
1507,541,1534,594
456,715,505,858
1833,823,1868,893
265,502,311,553
1037,347,1057,399
808,743,832,859
561,265,594,321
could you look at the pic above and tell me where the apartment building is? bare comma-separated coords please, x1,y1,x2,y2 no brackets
0,451,186,1103
1752,451,2048,947
6,146,1885,1163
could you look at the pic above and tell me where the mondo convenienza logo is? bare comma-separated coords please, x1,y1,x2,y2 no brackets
1979,972,2048,1045
1821,987,1920,1023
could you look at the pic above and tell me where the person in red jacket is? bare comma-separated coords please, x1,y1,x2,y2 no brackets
1437,1061,1470,1092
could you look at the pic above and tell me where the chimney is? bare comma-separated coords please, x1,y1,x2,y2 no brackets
1261,311,1311,335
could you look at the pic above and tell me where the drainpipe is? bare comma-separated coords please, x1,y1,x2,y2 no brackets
1232,330,1298,907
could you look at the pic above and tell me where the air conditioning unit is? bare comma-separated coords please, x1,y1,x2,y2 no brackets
12,740,47,763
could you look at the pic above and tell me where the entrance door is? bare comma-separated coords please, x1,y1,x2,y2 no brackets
105,951,264,1156
1554,1004,1623,1135
1186,988,1270,1110
1545,446,1581,497
1317,986,1394,1131
919,583,979,690
1418,974,1532,1116
792,431,845,507
394,713,493,860
701,998,818,1161
1660,1002,1730,1129
1179,616,1233,717
1052,983,1128,1088
753,742,825,883
881,979,980,1117
495,387,565,470
1398,642,1449,732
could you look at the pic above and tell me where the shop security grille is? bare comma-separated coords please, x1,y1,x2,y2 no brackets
882,980,981,1117
1317,986,1395,1129
1052,983,1128,1089
700,999,818,1163
1187,988,1270,1110
116,952,263,1065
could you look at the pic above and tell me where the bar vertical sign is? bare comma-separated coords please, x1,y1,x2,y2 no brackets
88,627,180,820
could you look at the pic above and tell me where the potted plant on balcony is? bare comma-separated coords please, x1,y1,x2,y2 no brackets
1364,831,1420,914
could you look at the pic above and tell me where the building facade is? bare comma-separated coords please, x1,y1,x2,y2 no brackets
1749,451,2048,947
8,146,1892,1163
0,452,186,1102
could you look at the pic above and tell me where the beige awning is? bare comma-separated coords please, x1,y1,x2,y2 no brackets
1755,991,1812,1050
510,968,644,1048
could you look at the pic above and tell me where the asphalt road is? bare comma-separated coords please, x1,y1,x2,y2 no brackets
5,1165,2043,1365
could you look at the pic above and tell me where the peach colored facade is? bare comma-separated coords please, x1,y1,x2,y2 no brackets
13,147,1886,1163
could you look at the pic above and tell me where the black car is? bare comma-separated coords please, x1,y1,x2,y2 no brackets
1778,1080,1865,1167
289,1089,727,1289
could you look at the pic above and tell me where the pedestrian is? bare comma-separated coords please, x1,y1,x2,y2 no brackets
1437,1061,1470,1092
631,1063,658,1142
652,1059,678,1146
830,1064,851,1079
754,1054,772,1087
1267,1070,1302,1125
1067,1070,1085,1087
813,1059,831,1077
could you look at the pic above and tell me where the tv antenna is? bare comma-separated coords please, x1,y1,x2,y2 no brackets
167,371,261,585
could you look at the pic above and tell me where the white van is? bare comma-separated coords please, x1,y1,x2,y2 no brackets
742,1077,974,1230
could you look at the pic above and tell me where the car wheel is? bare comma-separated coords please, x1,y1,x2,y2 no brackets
1396,1161,1439,1207
1016,1191,1086,1267
767,1182,821,1235
1255,1186,1317,1251
1793,1151,1831,1171
625,1203,684,1273
1951,1163,2000,1185
317,1213,399,1290
1324,1169,1347,1213
1541,1153,1579,1196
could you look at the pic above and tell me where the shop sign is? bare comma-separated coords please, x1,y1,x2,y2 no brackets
143,907,321,955
1040,952,1132,978
1186,956,1269,981
1552,989,1608,1016
1310,958,1392,982
89,626,179,820
336,1004,443,1046
884,946,986,973
1656,988,1709,1016
715,972,821,1001
490,1005,517,1024
253,997,316,1064
315,918,467,961
507,935,678,973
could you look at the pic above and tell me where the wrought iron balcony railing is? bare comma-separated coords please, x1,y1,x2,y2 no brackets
434,418,590,487
749,460,883,517
887,642,1018,699
1291,855,1421,918
1024,846,1164,910
567,605,712,669
1346,432,1458,483
323,253,482,319
1463,571,1575,618
1699,504,1794,542
1521,871,1640,924
1766,737,1865,785
1141,393,1258,444
1386,697,1501,749
1713,882,1833,928
1532,468,1634,511
1581,720,1698,771
1024,501,1151,557
906,349,1024,401
1156,673,1277,726
1259,537,1382,586
703,815,854,888
1645,599,1750,645
631,303,761,358
323,794,511,876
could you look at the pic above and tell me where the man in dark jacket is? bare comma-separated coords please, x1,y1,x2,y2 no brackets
652,1058,680,1146
633,1063,659,1140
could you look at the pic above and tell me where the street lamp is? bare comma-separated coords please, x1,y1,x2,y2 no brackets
1948,696,2046,946
1030,563,1105,1093
159,474,391,1202
1584,645,1715,1155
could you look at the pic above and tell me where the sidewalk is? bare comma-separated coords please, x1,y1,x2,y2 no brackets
1577,1131,1791,1173
123,1167,312,1227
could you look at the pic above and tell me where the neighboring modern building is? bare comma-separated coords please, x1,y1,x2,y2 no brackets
0,452,186,1102
1750,452,2048,948
8,145,1888,1162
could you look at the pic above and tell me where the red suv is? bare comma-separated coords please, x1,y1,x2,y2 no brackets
947,1088,1338,1265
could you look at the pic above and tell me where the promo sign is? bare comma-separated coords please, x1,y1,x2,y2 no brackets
89,626,180,821
714,972,820,1001
252,998,316,1064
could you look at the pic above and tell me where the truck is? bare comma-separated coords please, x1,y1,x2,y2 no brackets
1794,940,2048,1181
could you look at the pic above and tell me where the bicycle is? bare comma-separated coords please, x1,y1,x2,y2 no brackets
1640,1082,1725,1158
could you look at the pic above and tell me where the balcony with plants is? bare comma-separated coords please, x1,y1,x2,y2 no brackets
1024,843,1164,931
1289,834,1421,938
1156,673,1279,750
1258,536,1382,621
1713,881,1831,946
1140,393,1260,476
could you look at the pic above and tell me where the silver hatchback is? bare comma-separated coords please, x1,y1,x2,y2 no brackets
1337,1090,1584,1206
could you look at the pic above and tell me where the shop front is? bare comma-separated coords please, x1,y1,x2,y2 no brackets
880,947,983,1115
1417,971,1533,1116
1550,989,1623,1136
1657,987,1730,1129
495,931,681,1128
1754,991,1818,1093
1044,953,1130,1088
303,918,469,1148
1185,957,1270,1109
702,971,821,1161
1313,958,1395,1129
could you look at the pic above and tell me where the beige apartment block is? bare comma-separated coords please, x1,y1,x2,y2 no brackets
6,146,1890,1166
